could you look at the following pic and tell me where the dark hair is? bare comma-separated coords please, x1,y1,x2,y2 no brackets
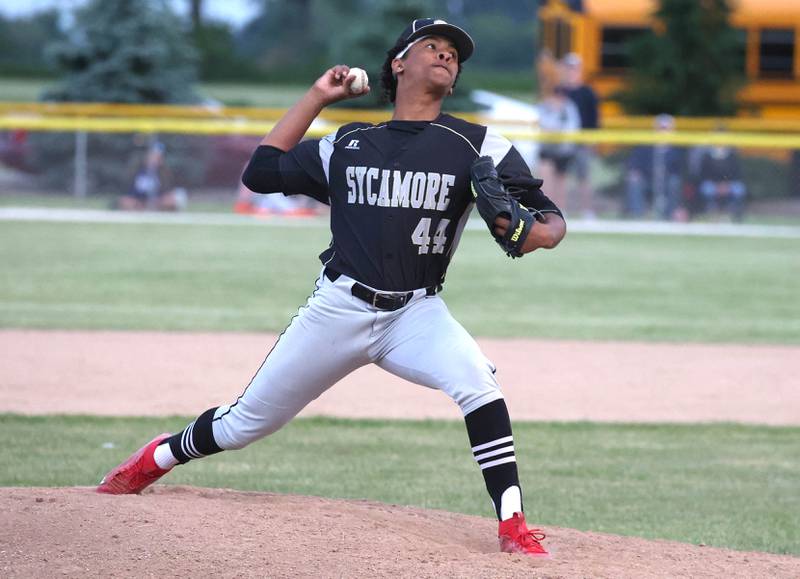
379,39,464,104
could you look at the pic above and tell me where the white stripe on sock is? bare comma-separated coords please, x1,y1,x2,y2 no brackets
186,422,202,458
479,455,517,470
471,435,513,453
181,424,192,457
474,445,514,462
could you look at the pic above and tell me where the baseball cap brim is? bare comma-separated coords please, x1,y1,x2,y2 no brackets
405,22,474,62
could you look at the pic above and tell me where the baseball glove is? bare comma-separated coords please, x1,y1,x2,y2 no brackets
470,156,540,258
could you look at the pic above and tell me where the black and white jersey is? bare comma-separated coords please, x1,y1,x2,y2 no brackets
256,113,562,292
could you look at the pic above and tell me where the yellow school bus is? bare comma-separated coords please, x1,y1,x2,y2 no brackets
539,0,800,119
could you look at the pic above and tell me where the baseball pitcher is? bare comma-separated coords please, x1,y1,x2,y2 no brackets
98,18,567,557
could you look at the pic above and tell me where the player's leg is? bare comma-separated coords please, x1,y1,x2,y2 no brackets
537,157,561,209
98,271,372,494
574,146,595,219
374,296,548,556
373,296,516,515
624,171,647,218
728,181,746,222
700,180,718,215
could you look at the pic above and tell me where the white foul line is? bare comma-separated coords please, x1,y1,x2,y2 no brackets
1,207,800,239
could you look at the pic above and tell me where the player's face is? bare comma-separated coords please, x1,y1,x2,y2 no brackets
395,35,459,97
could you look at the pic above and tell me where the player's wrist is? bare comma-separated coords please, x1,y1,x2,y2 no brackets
305,86,334,109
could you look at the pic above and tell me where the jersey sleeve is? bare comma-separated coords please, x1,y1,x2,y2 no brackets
484,129,563,217
278,132,336,204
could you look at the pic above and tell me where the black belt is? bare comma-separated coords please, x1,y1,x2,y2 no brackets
324,268,436,311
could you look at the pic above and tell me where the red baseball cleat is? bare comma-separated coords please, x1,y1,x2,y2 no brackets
97,433,172,495
498,512,550,557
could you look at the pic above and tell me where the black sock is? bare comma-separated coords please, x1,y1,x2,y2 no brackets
464,398,522,520
166,407,224,464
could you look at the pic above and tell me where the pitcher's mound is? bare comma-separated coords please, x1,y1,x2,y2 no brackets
2,486,797,578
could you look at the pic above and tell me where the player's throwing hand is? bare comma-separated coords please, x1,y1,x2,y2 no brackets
311,65,371,105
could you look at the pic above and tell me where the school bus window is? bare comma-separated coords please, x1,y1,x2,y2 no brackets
601,27,647,70
733,28,747,73
540,19,554,53
555,19,572,59
541,18,573,59
759,28,795,78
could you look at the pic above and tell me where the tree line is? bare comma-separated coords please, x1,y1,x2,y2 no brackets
0,0,538,85
2,0,742,117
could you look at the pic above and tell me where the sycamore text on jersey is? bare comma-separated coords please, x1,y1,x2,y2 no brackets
345,166,455,210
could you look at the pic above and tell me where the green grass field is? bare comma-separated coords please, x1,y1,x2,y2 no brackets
0,78,54,102
0,77,309,107
1,220,798,342
0,192,236,213
2,216,799,557
1,414,798,555
1,77,516,107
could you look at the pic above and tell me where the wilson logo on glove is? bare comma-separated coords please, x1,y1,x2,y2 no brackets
510,220,526,243
469,156,535,259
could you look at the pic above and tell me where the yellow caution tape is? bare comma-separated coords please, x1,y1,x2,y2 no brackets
4,101,800,131
2,113,799,149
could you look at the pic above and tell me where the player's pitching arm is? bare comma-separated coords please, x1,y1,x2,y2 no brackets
242,65,369,195
261,65,369,151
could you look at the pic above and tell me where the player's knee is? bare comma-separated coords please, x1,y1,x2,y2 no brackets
445,360,502,414
456,388,504,416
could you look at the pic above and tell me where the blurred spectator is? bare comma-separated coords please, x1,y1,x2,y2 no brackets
561,53,600,219
698,145,746,222
0,129,30,172
623,114,685,220
234,164,322,217
790,150,800,198
536,50,580,211
684,145,710,218
115,142,187,211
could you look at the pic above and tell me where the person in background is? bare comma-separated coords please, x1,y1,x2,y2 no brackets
623,114,685,220
560,53,599,219
683,144,711,219
116,141,187,211
234,164,322,217
698,144,747,222
536,51,580,211
791,150,800,198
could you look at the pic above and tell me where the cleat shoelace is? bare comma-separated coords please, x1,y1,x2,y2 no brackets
520,528,546,546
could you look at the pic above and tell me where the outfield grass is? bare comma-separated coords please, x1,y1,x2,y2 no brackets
0,77,309,107
0,78,55,102
0,192,239,213
1,414,797,556
1,220,798,342
0,76,530,107
198,82,309,108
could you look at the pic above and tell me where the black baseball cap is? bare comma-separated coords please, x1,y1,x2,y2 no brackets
395,18,474,62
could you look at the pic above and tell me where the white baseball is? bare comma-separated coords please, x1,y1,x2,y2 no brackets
347,67,369,94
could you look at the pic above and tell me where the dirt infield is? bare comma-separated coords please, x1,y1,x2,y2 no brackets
2,486,799,579
3,329,799,577
2,330,798,424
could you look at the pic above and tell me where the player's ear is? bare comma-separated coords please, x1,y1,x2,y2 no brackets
392,59,404,78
